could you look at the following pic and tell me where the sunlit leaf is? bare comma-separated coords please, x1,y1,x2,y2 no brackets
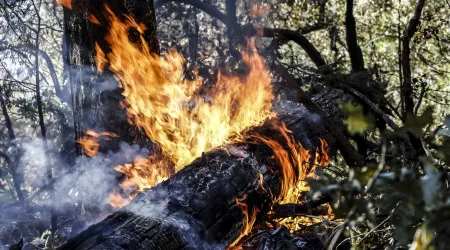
339,103,374,135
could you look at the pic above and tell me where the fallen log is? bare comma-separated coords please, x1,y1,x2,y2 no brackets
59,84,350,249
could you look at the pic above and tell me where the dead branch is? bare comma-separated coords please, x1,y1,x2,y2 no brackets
401,0,426,119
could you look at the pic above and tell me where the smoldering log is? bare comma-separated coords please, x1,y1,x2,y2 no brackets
59,85,352,250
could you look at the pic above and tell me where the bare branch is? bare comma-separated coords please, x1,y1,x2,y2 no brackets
257,27,326,68
401,0,426,119
155,0,327,68
0,45,63,100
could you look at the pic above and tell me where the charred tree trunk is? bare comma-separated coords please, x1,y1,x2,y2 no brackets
63,0,159,154
59,84,351,249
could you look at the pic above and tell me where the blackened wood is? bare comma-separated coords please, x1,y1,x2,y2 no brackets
271,195,332,219
59,85,347,249
63,0,159,154
238,227,324,250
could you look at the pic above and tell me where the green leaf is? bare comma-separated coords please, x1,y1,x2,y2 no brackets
410,223,435,250
339,103,373,135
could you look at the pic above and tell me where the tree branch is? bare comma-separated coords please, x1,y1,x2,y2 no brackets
0,91,24,201
334,83,399,130
155,0,326,68
0,45,63,100
258,28,326,68
154,0,228,24
271,63,365,168
401,0,426,119
32,0,56,232
225,0,239,57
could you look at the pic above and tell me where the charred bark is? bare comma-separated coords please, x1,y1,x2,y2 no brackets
59,83,352,249
63,0,159,154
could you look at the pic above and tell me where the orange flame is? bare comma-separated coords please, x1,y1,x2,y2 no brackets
95,7,274,172
109,154,173,207
77,4,330,243
76,130,118,156
230,124,329,246
57,0,72,9
229,195,260,247
109,189,131,208
249,123,314,204
90,5,275,206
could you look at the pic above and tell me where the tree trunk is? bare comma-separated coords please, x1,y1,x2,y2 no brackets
63,0,159,154
59,84,351,249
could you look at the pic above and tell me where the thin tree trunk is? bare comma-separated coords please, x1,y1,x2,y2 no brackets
345,0,365,72
32,0,57,232
401,0,426,119
0,92,23,201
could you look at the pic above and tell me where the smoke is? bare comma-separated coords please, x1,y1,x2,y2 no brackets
16,138,150,211
124,186,226,249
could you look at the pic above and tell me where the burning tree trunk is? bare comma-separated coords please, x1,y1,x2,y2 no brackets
59,1,358,249
59,84,343,249
63,0,159,153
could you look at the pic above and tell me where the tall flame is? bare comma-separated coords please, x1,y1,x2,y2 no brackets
95,7,274,171
69,4,331,243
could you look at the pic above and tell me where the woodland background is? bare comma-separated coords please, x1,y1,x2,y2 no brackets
1,0,450,249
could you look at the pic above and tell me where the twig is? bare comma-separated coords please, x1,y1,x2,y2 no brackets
413,83,427,115
271,195,332,219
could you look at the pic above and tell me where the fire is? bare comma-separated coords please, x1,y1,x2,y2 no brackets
66,3,331,244
249,123,315,204
76,130,118,156
95,7,274,171
231,123,330,245
57,0,72,9
112,155,172,205
109,189,131,208
230,195,260,248
89,5,274,204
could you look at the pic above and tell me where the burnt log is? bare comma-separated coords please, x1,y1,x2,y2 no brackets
59,84,354,249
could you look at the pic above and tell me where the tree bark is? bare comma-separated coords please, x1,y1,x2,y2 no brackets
401,0,426,119
0,91,24,201
63,0,159,154
345,0,365,72
59,83,352,249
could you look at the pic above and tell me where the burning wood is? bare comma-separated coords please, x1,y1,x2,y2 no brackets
59,2,333,249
